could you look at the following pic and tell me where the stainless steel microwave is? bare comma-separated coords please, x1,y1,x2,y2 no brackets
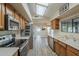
5,14,19,30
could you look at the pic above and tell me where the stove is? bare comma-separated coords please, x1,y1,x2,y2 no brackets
0,35,29,56
11,39,27,47
12,39,28,56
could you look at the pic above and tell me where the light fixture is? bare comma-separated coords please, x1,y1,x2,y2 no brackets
36,4,47,16
37,3,48,6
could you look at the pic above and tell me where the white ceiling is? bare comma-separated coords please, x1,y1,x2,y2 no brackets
27,3,63,20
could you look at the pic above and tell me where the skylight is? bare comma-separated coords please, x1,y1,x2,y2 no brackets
36,4,47,16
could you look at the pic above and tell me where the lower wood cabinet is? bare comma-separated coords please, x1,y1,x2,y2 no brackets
54,40,66,56
54,41,61,55
66,49,77,56
53,38,79,56
66,45,79,56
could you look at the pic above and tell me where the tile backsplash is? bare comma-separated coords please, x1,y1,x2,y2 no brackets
0,31,17,36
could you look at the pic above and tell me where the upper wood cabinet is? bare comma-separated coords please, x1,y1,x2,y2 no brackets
0,4,2,29
6,4,14,17
19,17,26,30
0,3,28,30
22,19,26,29
51,18,59,29
19,17,23,29
15,12,20,21
0,4,5,30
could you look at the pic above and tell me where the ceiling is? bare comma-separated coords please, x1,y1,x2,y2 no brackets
27,3,63,27
10,3,32,22
27,3,63,20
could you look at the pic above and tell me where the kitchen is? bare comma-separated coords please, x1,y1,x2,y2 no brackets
0,3,79,56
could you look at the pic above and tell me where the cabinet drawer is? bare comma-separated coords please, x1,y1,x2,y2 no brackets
67,45,79,55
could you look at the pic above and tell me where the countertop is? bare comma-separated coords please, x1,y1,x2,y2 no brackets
0,47,19,56
48,34,79,50
15,36,30,40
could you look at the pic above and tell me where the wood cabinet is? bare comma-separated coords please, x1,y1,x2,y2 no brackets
53,39,79,56
54,41,61,55
19,17,26,30
19,17,23,29
6,4,14,17
66,45,79,56
22,19,24,29
51,18,59,29
54,39,66,56
0,4,5,30
0,3,28,31
66,49,77,56
0,4,1,28
15,12,20,20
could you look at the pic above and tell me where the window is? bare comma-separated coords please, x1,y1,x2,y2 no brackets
36,5,47,16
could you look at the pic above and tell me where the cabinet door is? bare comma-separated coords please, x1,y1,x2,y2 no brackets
15,12,20,21
54,40,66,56
6,4,14,16
67,45,79,56
54,42,60,55
51,19,59,29
60,46,66,56
0,4,5,30
0,4,2,28
66,49,77,56
22,19,24,29
20,17,23,29
55,19,59,29
2,4,5,29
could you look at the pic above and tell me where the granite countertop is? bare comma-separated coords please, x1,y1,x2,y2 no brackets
48,34,79,50
0,47,19,56
15,36,30,40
